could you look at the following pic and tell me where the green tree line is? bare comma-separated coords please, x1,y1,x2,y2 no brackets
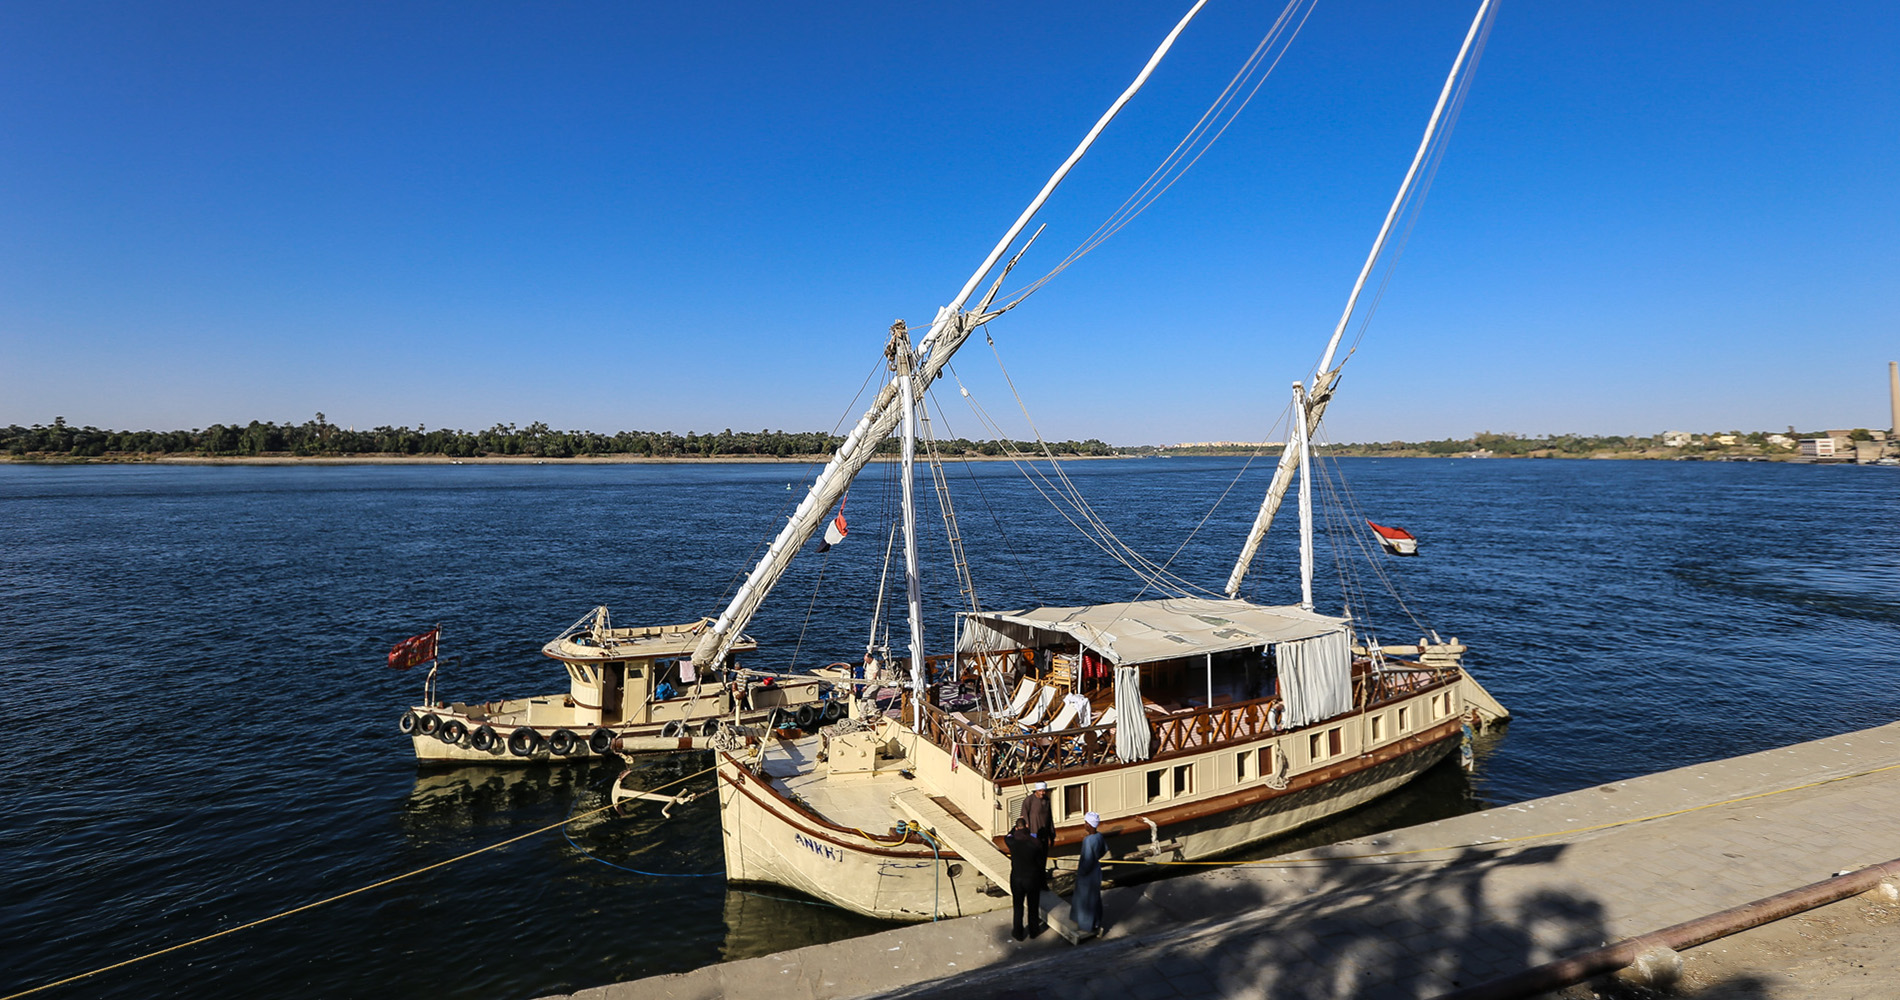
1,415,1114,459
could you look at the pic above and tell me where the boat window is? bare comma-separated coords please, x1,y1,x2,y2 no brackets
1146,769,1164,802
1258,745,1275,778
1371,714,1386,742
1308,732,1324,760
1063,783,1088,818
1397,705,1410,732
1235,751,1252,782
1172,764,1193,797
1328,727,1343,757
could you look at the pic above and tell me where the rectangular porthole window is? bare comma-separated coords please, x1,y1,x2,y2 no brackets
1397,705,1411,732
1258,746,1275,777
1308,732,1324,760
1147,769,1164,802
1328,727,1343,756
1371,715,1386,742
1236,751,1252,781
1173,764,1193,797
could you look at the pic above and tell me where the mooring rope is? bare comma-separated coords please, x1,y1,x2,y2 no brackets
2,763,720,1000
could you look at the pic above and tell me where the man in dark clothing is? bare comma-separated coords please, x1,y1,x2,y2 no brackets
1020,781,1055,919
1004,817,1046,940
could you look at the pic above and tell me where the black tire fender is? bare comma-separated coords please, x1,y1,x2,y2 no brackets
398,710,419,735
439,719,468,745
470,725,498,752
417,713,442,737
795,704,819,730
548,729,579,756
589,728,614,755
507,727,543,757
661,720,683,738
700,718,719,737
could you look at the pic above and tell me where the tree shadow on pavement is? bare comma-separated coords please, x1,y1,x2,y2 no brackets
870,840,1791,1000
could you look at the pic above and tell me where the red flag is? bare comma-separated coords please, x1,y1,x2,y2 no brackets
387,629,439,669
1365,520,1419,556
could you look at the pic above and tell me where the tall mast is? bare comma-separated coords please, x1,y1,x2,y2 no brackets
895,325,926,730
1226,0,1493,599
1295,382,1314,611
692,0,1212,669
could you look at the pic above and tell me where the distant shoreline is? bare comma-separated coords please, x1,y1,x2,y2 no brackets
0,451,1843,466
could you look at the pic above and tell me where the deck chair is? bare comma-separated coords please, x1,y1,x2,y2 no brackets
1041,697,1080,733
1001,678,1038,719
1017,685,1058,728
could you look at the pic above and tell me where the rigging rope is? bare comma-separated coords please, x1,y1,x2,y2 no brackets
998,0,1321,313
1336,0,1499,371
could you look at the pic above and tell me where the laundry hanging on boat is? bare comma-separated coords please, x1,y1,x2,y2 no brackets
1366,520,1419,556
815,499,848,553
386,628,439,669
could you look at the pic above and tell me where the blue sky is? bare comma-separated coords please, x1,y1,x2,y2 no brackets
2,1,1895,445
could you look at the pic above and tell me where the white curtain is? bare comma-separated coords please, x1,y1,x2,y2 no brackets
1277,630,1352,727
1114,663,1151,762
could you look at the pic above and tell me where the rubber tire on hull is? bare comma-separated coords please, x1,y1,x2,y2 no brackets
795,704,820,730
417,714,442,737
439,719,468,745
589,728,614,755
470,725,499,752
548,729,580,756
507,728,544,757
701,718,719,737
398,710,419,735
821,700,845,724
661,720,683,738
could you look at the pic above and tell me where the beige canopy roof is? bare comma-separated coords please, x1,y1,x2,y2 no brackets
958,597,1347,666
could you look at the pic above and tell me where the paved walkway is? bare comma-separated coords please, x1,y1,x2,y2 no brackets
555,721,1900,1000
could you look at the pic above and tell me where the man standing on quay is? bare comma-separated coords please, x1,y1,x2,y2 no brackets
1004,817,1045,940
1020,781,1054,928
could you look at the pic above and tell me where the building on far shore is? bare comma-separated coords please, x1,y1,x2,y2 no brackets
1800,438,1836,458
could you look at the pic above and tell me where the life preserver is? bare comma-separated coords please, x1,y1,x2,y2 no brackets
398,710,419,735
507,727,544,757
589,728,614,755
548,729,580,756
417,713,441,737
439,719,468,745
470,725,499,752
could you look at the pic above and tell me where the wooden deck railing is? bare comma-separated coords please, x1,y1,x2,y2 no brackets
908,664,1463,781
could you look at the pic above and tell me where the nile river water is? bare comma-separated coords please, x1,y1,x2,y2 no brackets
2,457,1895,998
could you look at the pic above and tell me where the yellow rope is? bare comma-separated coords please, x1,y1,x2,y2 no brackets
1090,759,1900,869
2,763,720,1000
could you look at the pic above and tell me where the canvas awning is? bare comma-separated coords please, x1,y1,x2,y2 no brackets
958,597,1347,666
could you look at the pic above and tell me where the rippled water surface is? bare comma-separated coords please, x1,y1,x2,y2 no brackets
2,458,1895,998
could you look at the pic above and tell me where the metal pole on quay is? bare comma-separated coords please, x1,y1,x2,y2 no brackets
1436,856,1900,1000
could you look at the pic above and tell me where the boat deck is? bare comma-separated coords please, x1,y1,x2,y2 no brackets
762,735,914,838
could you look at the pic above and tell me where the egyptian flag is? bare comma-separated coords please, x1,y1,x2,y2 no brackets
387,628,440,669
1366,520,1419,556
816,499,848,553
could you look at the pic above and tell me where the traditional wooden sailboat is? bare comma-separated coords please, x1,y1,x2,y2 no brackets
653,0,1508,922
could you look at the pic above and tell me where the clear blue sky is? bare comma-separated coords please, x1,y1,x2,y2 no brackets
2,1,1895,444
